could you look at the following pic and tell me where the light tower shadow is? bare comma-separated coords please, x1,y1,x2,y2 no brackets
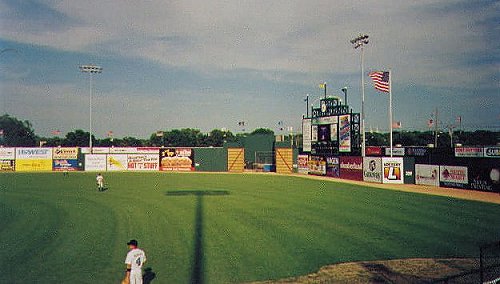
166,190,230,284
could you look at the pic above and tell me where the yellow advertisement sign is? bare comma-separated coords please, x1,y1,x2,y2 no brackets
16,159,53,172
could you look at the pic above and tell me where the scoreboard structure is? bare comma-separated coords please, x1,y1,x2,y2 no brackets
302,97,360,156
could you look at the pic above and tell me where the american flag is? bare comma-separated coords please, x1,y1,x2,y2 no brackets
51,129,61,136
368,71,390,93
392,121,402,129
427,119,434,128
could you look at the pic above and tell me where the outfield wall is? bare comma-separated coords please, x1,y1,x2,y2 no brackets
1,145,498,193
1,147,227,173
303,148,498,192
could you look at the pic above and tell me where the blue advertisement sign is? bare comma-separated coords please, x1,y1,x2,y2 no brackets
53,159,79,171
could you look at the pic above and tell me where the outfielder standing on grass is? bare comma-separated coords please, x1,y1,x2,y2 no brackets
96,173,104,191
122,239,147,284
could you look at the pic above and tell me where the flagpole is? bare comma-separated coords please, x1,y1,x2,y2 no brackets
389,69,393,157
361,47,366,157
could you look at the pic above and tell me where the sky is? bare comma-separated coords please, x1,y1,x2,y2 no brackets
0,0,498,138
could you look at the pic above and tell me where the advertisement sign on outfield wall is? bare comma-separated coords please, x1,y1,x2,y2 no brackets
363,157,382,183
16,159,52,171
52,147,78,159
439,165,468,188
297,155,309,174
365,146,382,156
469,165,500,192
0,160,15,171
159,148,194,171
16,148,52,159
405,147,429,157
107,154,128,171
85,154,107,171
385,147,405,156
455,147,483,157
415,164,440,186
15,148,52,171
53,159,79,171
0,147,15,159
127,154,159,171
339,156,363,181
484,147,500,158
308,156,326,176
326,156,340,177
302,119,312,152
81,147,110,154
382,157,404,184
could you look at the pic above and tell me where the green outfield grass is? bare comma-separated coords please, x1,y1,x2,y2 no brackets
1,172,499,283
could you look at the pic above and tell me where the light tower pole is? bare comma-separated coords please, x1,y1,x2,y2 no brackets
350,34,369,156
79,64,102,153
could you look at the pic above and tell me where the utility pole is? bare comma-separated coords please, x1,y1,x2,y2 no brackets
434,108,438,148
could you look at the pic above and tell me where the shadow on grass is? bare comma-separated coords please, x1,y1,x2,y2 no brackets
166,190,230,284
143,267,156,284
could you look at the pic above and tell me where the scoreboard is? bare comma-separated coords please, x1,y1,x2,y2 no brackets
303,97,360,156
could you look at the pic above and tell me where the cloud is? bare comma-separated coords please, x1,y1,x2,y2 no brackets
1,0,498,134
2,1,497,84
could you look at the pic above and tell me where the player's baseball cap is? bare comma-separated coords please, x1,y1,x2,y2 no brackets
127,239,138,246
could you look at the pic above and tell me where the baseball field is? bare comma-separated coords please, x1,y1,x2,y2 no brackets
1,172,499,283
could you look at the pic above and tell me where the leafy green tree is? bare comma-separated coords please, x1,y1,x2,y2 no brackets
203,129,235,146
119,136,144,147
462,130,498,146
0,114,37,146
42,137,65,147
95,138,114,147
366,132,387,146
63,130,92,147
251,128,274,135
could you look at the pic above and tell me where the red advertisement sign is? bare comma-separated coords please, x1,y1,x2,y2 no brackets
339,156,363,181
365,146,382,156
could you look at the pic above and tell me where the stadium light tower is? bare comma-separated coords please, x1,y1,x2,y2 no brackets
79,64,102,153
350,34,369,156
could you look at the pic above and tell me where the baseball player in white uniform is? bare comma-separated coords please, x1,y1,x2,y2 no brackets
96,173,104,191
123,239,147,284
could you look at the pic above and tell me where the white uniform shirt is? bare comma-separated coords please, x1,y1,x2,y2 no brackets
96,175,104,185
125,248,146,273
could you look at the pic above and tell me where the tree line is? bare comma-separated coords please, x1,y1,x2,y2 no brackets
0,114,498,148
0,114,274,147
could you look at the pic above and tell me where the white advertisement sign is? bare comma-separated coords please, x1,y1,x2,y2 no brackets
0,147,15,159
109,147,134,154
313,116,338,125
385,147,405,156
85,154,107,171
440,165,468,185
311,125,318,142
302,118,311,152
415,164,440,186
484,147,500,158
107,154,128,171
137,147,160,154
363,157,382,183
455,147,483,157
16,148,52,159
382,157,404,184
127,154,159,171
